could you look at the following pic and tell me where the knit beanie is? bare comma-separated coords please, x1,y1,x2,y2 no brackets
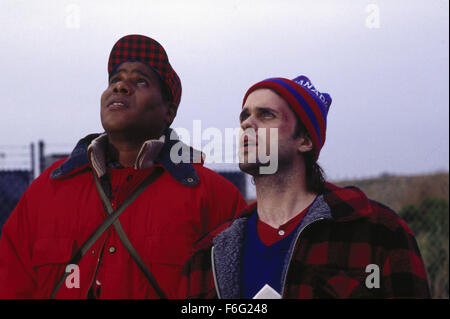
242,75,332,159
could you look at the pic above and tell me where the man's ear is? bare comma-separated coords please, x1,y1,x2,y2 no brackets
297,134,314,153
165,101,178,126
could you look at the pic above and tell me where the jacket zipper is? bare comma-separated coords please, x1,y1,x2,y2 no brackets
86,238,107,298
280,217,325,297
212,218,326,299
211,246,222,299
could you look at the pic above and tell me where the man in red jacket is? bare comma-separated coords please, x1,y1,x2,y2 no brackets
0,35,247,298
182,75,431,298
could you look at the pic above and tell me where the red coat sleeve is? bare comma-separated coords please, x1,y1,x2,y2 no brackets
0,191,38,298
178,167,248,299
196,166,248,233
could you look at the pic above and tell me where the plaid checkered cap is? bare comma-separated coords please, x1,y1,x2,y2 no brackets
108,34,182,107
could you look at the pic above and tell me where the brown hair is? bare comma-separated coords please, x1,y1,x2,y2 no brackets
293,120,326,194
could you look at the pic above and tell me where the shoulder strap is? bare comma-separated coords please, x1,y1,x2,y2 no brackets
50,167,164,298
92,169,167,299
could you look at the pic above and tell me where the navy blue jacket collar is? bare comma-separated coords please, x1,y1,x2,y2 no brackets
50,129,200,187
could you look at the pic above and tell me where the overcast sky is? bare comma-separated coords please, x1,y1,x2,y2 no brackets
0,0,448,181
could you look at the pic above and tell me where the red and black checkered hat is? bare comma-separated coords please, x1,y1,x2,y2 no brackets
108,34,182,107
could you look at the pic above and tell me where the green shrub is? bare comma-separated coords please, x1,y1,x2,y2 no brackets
400,198,449,298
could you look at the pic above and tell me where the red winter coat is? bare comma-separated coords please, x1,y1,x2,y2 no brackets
181,183,431,299
0,133,247,299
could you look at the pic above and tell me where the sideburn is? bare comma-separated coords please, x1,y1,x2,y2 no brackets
293,120,326,194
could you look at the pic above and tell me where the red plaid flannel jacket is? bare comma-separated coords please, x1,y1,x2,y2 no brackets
181,182,431,299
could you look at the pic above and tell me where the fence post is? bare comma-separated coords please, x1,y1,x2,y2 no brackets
30,143,35,182
38,140,45,175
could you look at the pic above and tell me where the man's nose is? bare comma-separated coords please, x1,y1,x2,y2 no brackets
240,115,257,131
113,80,131,95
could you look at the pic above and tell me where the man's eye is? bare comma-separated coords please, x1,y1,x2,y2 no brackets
110,77,120,84
262,111,275,118
137,78,149,86
240,113,249,123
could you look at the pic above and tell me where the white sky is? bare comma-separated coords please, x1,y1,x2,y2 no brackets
0,0,448,180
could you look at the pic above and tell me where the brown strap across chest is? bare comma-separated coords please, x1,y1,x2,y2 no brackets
50,167,166,299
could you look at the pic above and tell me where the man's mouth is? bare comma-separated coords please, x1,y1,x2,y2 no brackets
107,100,128,110
242,140,258,148
242,135,258,147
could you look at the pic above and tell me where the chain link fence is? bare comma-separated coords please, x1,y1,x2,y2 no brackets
0,170,32,232
0,144,34,233
400,198,449,299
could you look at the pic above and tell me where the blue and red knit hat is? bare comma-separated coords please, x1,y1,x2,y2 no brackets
242,75,332,160
108,34,182,107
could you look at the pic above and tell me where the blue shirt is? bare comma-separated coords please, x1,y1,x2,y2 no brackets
240,212,301,298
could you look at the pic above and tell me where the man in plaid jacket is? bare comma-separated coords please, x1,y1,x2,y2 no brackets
181,75,430,299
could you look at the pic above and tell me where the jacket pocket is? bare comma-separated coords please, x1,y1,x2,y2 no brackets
144,234,191,266
32,238,75,267
31,238,76,296
143,235,192,298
